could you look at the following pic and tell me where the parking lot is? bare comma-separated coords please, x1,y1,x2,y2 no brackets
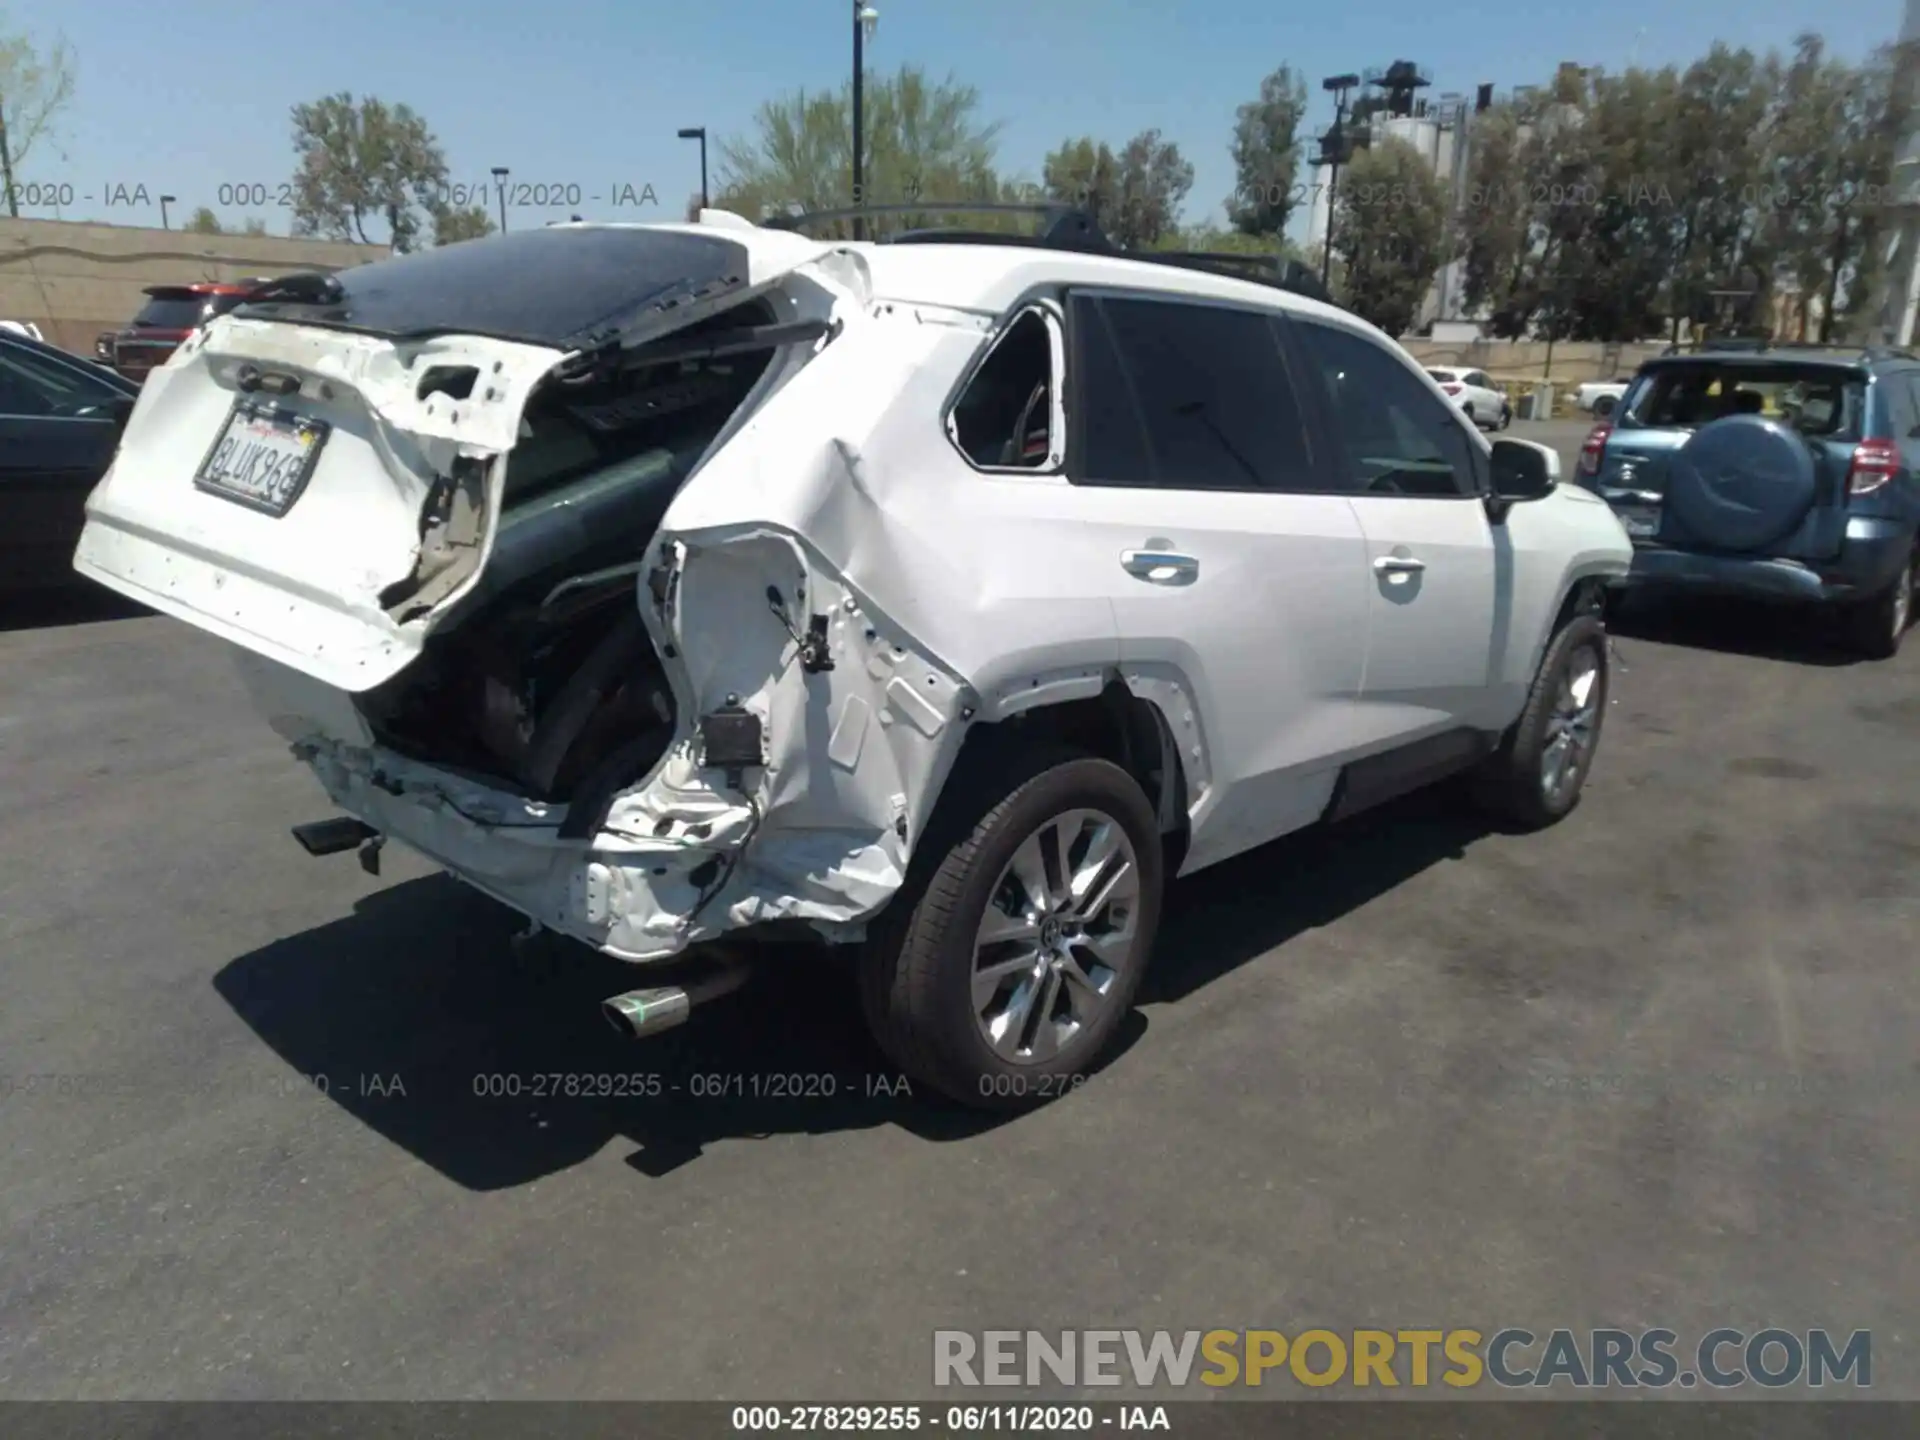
3,413,1917,1399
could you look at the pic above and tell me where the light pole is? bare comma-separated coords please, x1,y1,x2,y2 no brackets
1317,74,1360,288
851,2,878,239
159,194,176,230
490,166,509,232
677,127,709,211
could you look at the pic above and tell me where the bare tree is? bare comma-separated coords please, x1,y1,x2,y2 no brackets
0,17,76,217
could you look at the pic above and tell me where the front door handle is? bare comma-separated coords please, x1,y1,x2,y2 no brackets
1121,549,1200,584
1373,555,1427,575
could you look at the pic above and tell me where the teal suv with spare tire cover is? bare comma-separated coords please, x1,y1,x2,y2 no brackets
1575,341,1920,658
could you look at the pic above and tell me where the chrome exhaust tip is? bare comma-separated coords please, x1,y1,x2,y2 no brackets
603,953,750,1040
603,987,693,1039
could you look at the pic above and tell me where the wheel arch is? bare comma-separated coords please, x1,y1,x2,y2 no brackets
923,674,1195,874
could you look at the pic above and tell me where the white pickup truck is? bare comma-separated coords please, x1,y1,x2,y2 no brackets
1574,376,1634,416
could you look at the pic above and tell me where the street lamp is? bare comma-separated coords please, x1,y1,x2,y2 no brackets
852,1,878,239
1317,75,1360,288
677,126,710,212
159,194,176,230
490,166,509,233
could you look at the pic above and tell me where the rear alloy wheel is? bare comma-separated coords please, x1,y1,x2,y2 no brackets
1472,612,1610,830
858,750,1163,1111
1593,395,1617,418
1842,550,1916,660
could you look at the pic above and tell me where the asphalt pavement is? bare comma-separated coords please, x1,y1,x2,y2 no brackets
2,484,1917,1399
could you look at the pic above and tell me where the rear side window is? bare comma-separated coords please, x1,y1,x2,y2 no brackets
950,309,1054,469
1067,293,1318,492
1291,320,1480,498
1883,373,1920,441
1623,364,1864,439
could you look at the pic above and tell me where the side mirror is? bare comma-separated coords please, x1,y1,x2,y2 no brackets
1489,437,1557,499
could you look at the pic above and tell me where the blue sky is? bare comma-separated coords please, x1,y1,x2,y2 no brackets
5,0,1902,242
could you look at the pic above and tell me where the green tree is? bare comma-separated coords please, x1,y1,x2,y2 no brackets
184,205,223,234
430,201,494,245
713,65,1003,236
1332,138,1447,336
1225,64,1308,239
0,16,75,216
1043,129,1192,248
240,217,269,236
1658,45,1778,339
287,92,454,252
1762,36,1912,341
1153,222,1304,262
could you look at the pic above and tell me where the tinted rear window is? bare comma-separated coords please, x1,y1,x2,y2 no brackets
234,227,751,349
1622,363,1865,440
133,294,216,329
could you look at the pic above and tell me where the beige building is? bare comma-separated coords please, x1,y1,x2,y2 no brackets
0,217,386,356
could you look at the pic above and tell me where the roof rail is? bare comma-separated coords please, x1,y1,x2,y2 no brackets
763,203,1108,248
759,203,1340,308
1145,250,1335,305
1661,336,1911,361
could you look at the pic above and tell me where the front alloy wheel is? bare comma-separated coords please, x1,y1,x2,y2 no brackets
1472,611,1610,829
1539,643,1602,809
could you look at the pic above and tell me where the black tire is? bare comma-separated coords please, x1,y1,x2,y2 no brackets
1472,612,1610,830
858,745,1164,1112
1840,548,1916,660
1593,394,1616,418
1496,401,1512,431
1461,401,1476,427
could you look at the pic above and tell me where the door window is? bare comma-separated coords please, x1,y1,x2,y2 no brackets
0,341,125,419
1292,321,1480,498
1067,292,1320,492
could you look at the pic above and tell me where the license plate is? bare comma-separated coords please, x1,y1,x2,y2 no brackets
194,400,329,517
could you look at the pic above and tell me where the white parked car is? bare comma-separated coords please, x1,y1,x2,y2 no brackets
74,210,1633,1109
1424,365,1511,430
1575,376,1634,417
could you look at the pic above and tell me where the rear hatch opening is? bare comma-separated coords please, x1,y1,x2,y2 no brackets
78,222,843,697
355,295,796,815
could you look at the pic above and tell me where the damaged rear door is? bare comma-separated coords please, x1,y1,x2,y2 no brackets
74,223,839,693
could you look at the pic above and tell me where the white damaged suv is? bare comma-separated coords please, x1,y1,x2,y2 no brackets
76,209,1632,1109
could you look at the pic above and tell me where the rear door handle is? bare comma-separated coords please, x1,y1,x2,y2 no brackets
1373,555,1426,574
1121,549,1199,584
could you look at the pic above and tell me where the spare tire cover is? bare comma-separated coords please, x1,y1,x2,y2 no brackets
1665,415,1817,552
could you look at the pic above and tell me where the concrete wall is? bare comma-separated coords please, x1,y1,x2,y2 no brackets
1401,337,1672,390
0,218,387,356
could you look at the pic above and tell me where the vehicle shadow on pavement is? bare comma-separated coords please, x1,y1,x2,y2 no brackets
0,586,149,633
212,790,1487,1189
213,876,1012,1187
1607,591,1860,667
1144,785,1490,1004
